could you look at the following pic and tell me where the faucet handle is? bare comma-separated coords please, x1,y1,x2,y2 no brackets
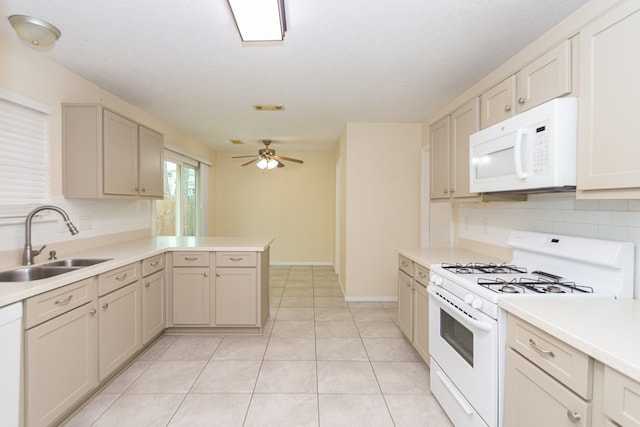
33,245,46,257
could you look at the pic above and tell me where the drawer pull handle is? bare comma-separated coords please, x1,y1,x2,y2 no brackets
102,302,109,309
566,410,581,423
89,308,96,315
529,338,555,358
184,257,199,261
145,282,150,288
115,273,128,281
229,257,243,261
150,260,159,266
55,295,73,305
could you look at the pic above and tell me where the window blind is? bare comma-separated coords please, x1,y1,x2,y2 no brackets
0,97,48,211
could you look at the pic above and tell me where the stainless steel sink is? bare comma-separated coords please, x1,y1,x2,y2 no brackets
0,258,112,282
45,258,112,267
0,266,80,282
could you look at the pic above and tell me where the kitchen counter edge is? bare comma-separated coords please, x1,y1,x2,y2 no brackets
0,236,274,308
499,297,640,384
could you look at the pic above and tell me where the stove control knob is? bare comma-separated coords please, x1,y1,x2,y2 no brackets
430,274,443,286
471,298,483,310
464,294,474,305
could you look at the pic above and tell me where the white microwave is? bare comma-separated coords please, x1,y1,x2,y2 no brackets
469,97,577,193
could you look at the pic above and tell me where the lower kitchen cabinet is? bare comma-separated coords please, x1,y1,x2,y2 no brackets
98,281,142,380
24,302,98,427
413,280,429,362
172,267,211,325
215,267,257,325
397,269,414,338
397,254,430,366
142,269,165,344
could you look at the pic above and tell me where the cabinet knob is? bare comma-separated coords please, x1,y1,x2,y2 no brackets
141,188,146,192
89,308,97,315
443,189,448,194
566,410,581,423
145,282,150,288
216,272,221,277
518,97,527,104
504,105,512,112
204,272,209,277
101,302,109,309
150,260,159,266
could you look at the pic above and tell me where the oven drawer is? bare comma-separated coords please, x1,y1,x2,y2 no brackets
507,314,592,399
398,255,413,276
603,366,640,427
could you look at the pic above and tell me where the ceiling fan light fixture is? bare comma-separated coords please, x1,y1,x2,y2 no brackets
8,15,61,47
227,0,286,42
256,158,279,170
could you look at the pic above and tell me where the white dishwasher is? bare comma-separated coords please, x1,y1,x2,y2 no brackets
0,302,22,427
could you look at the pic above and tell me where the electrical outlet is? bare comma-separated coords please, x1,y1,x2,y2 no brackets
79,214,92,230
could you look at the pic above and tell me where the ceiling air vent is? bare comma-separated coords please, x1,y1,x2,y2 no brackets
230,139,245,145
253,104,285,111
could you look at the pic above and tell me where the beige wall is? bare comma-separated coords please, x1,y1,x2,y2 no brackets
214,151,335,264
341,123,422,299
0,31,215,253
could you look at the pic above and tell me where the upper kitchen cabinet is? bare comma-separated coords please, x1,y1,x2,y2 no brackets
62,104,164,199
430,98,480,200
577,0,640,198
480,40,572,128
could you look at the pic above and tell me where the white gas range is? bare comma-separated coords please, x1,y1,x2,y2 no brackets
427,230,635,427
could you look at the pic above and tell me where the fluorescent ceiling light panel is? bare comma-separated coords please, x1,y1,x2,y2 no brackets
227,0,286,42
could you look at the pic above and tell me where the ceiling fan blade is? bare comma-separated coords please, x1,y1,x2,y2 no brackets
232,155,260,159
241,158,259,166
276,160,285,168
274,155,303,164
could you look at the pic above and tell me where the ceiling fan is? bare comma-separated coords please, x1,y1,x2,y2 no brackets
232,140,304,169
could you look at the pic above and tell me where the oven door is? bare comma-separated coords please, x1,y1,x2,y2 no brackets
428,285,498,427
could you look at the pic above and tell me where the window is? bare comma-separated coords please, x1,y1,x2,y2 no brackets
155,150,206,236
0,90,51,215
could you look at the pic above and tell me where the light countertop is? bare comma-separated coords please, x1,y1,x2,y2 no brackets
500,298,640,383
0,236,273,308
398,247,505,268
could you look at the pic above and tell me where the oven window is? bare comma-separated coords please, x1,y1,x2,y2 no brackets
440,310,474,367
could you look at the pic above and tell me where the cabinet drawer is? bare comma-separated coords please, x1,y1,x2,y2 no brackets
507,314,592,399
25,277,96,329
414,263,430,286
172,251,209,267
216,252,256,267
98,262,140,296
603,366,640,427
142,254,164,277
398,255,413,276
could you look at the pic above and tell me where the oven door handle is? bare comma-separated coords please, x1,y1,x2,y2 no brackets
428,287,493,333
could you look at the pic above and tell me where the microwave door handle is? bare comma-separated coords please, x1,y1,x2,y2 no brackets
514,128,528,179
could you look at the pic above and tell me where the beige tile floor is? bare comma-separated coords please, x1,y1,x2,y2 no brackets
63,265,452,427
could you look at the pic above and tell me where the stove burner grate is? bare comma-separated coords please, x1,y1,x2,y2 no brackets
477,277,594,294
441,262,527,275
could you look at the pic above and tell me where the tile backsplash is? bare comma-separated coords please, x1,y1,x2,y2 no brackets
456,193,640,294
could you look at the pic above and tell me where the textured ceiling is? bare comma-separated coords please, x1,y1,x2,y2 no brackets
1,0,588,153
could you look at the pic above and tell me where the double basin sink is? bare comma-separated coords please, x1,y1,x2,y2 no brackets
0,259,112,282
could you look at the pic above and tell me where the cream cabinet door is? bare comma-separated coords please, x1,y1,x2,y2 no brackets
142,270,165,344
103,109,138,196
451,98,480,199
215,267,258,326
505,348,590,427
480,75,516,128
413,281,429,365
25,303,98,427
172,267,211,325
517,40,572,112
578,0,640,192
138,126,164,198
430,115,451,200
397,270,413,339
98,281,142,380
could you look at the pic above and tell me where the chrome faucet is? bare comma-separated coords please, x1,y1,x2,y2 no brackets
23,205,79,265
